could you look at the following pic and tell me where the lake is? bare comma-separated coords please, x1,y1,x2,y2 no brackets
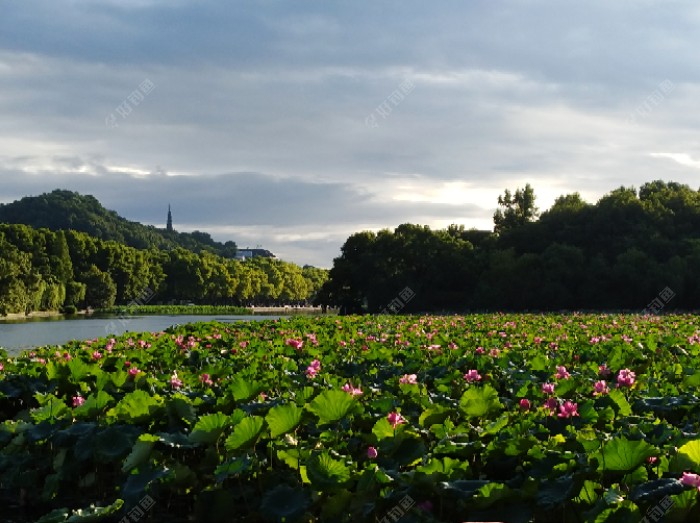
0,314,283,355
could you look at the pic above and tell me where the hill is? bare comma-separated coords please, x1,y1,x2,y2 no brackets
0,189,238,257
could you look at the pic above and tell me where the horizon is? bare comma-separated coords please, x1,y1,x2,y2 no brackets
2,1,699,266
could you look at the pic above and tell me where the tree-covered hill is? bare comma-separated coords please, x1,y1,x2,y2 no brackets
0,189,238,258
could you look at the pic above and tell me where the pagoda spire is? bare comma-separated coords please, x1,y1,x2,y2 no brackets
167,204,173,232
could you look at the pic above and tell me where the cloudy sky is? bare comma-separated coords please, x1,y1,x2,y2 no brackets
1,1,699,267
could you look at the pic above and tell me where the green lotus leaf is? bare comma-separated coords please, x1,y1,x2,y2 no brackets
307,390,356,425
224,416,265,450
266,403,303,438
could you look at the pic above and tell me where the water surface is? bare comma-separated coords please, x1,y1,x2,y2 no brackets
0,314,282,355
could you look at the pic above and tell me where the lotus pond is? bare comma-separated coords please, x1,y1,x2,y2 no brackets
2,314,700,522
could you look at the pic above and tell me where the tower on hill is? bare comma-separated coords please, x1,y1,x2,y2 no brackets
166,204,173,232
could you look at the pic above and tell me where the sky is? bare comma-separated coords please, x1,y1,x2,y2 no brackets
1,0,699,267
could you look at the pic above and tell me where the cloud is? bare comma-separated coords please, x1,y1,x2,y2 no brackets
1,1,699,266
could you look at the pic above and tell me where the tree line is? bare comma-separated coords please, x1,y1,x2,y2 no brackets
0,224,327,315
317,180,700,313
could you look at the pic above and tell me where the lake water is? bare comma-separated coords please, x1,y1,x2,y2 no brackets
0,315,283,355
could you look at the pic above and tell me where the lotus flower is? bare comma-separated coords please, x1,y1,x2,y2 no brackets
593,380,609,396
387,411,406,429
367,446,378,459
399,374,417,384
617,368,635,387
544,397,558,415
170,372,183,389
463,370,482,383
555,365,570,380
306,359,321,378
342,383,363,396
285,338,303,350
681,472,700,491
557,401,579,418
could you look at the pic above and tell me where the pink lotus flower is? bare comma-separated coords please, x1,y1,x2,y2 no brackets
463,370,482,383
593,380,609,396
544,397,558,415
647,456,658,465
399,374,418,385
617,369,635,388
555,366,570,380
200,373,214,387
475,346,485,355
128,367,140,377
72,396,85,408
542,382,556,395
387,411,406,429
92,351,102,361
519,398,531,411
0,363,3,371
306,359,321,378
239,341,249,348
558,401,579,418
286,338,303,350
598,364,612,378
681,472,700,491
170,372,183,389
342,383,363,396
367,446,378,459
63,352,72,361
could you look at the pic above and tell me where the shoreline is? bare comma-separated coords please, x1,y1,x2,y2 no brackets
0,306,331,322
250,305,330,314
1,310,63,321
0,309,91,322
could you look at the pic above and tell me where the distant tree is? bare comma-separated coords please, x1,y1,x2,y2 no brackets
81,265,117,308
493,183,539,234
65,281,87,308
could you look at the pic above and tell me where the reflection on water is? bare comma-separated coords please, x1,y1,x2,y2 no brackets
0,314,283,354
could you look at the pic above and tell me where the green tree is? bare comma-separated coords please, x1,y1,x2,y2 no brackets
81,265,117,308
493,183,539,235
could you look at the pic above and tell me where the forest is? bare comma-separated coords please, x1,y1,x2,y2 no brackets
0,223,327,315
318,180,700,313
